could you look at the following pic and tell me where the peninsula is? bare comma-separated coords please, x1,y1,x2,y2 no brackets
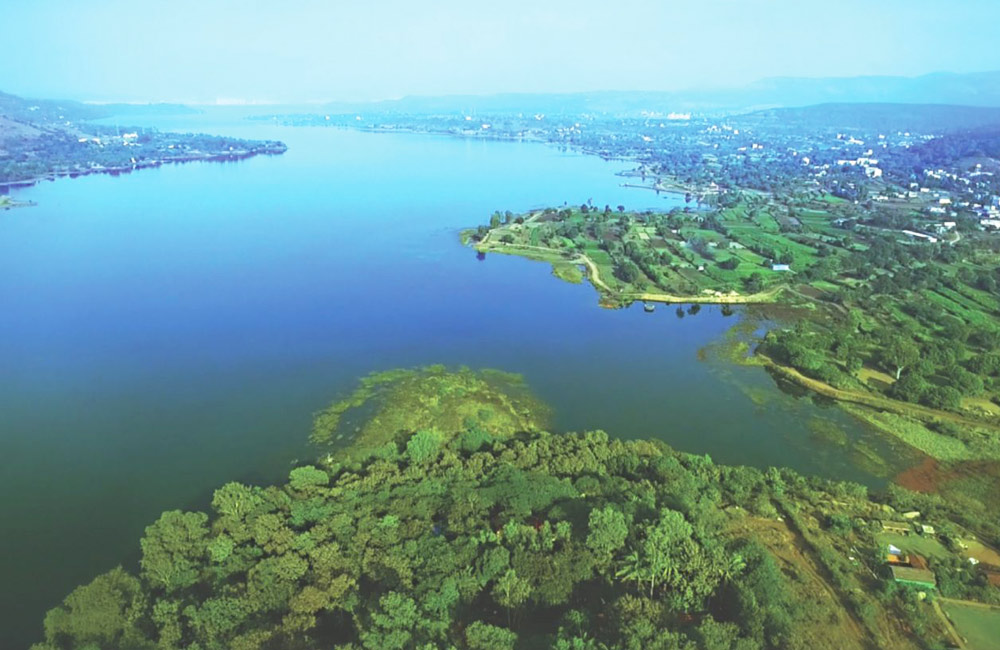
0,90,286,189
30,368,1000,650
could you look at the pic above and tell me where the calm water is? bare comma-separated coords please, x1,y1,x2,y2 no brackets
0,122,913,647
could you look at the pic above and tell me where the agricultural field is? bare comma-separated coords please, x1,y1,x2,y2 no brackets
942,601,1000,650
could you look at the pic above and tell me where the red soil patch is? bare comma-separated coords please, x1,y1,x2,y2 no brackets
894,457,942,492
894,458,1000,500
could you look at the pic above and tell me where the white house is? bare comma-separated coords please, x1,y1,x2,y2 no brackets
902,230,938,243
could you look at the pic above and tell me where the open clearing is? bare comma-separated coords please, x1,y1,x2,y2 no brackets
942,600,1000,650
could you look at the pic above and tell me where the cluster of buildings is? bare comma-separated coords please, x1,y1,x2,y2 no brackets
880,520,938,589
835,154,883,179
75,132,140,147
979,195,1000,229
879,517,1000,592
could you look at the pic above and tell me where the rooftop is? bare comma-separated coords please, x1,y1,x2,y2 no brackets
890,565,936,587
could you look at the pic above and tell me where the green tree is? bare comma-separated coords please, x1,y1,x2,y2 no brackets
39,567,150,649
406,428,443,463
288,465,329,491
212,482,264,520
922,386,962,410
466,621,517,650
744,273,765,293
891,372,927,403
881,335,920,380
640,509,693,597
493,569,531,626
586,506,629,565
140,510,209,593
361,592,419,650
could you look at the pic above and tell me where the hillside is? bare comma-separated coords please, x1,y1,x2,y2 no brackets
733,103,1000,134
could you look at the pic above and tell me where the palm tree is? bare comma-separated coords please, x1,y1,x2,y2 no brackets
720,553,746,582
615,551,648,593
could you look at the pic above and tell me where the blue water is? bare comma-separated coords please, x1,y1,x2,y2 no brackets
0,123,911,647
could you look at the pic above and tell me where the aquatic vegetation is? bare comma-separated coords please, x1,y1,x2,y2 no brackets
808,417,850,447
550,261,584,284
843,406,982,463
849,439,892,478
311,366,550,455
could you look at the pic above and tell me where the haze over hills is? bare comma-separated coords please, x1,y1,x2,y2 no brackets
4,70,1000,126
306,70,1000,117
733,103,1000,134
0,90,198,129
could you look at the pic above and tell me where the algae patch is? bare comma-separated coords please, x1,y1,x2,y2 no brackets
311,365,551,456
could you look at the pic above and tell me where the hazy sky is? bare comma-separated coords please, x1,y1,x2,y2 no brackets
3,0,1000,104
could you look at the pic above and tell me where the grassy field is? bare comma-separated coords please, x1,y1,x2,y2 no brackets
942,601,1000,650
846,409,975,462
473,205,809,303
551,261,584,284
876,532,951,561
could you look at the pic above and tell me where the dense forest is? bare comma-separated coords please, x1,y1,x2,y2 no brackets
32,369,996,650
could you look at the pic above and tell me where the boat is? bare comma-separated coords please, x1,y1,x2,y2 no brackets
643,303,655,313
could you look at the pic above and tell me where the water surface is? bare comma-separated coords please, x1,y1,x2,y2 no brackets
0,123,910,647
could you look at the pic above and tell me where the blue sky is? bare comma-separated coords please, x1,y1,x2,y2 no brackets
3,0,999,103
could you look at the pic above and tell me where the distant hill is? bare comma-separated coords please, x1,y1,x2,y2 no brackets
0,91,103,125
0,91,199,128
731,103,1000,134
734,71,1000,110
7,70,1000,124
311,70,1000,117
87,102,201,118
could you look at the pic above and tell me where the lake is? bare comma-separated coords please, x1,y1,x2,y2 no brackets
0,120,917,647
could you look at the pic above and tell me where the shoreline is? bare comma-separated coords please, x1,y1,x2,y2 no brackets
473,228,1000,465
473,238,784,307
0,145,287,192
294,121,711,201
757,354,1000,434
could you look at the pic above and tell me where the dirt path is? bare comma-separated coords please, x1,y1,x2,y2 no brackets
933,600,967,648
576,253,612,293
727,512,873,649
760,356,1000,433
626,286,784,305
939,597,1000,611
476,236,785,305
577,252,782,304
774,506,880,649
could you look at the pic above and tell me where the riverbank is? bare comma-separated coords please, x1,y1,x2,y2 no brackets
0,143,287,191
758,354,1000,431
472,237,784,307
